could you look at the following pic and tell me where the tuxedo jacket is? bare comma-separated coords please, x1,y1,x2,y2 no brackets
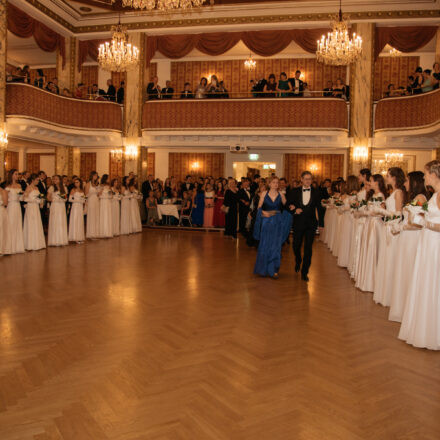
288,78,304,96
286,187,320,230
162,87,174,99
37,180,47,195
141,181,154,200
180,182,194,196
238,188,251,211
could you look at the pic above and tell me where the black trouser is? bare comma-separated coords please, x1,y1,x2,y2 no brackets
238,207,249,234
293,225,316,276
225,209,238,238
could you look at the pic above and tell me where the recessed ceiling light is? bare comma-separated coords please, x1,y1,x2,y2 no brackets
79,6,92,12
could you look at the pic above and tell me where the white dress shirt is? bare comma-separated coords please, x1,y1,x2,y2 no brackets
302,186,311,205
293,78,300,94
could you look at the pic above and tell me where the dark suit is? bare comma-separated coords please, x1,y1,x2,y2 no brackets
238,187,251,234
142,180,154,201
117,86,124,104
146,83,160,100
37,179,48,225
288,78,304,97
162,87,174,99
180,90,194,99
180,182,194,197
286,186,320,276
106,85,116,102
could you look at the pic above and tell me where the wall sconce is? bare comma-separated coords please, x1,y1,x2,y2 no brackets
0,130,8,150
353,146,369,162
310,163,318,173
124,145,139,161
111,148,123,159
191,161,200,170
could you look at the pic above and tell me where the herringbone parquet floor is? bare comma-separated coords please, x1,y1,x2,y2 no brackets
1,230,439,440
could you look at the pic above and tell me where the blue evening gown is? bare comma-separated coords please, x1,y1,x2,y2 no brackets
191,191,205,226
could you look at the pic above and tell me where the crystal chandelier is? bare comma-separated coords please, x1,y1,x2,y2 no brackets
389,47,402,57
316,0,362,66
0,130,8,150
125,145,139,161
244,54,256,71
373,153,405,175
119,0,207,11
98,21,139,72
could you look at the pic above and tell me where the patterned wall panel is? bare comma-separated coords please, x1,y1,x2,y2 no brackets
147,152,155,177
29,68,57,86
4,151,19,172
149,63,157,81
373,56,419,101
284,154,344,183
168,153,225,180
80,152,97,181
109,152,123,180
170,59,347,98
111,71,126,89
81,65,99,91
26,153,41,174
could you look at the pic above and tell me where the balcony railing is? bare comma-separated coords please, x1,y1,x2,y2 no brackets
375,89,440,131
142,98,348,131
6,83,123,131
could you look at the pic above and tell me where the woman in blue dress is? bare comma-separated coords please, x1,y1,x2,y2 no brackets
253,177,293,278
191,183,205,226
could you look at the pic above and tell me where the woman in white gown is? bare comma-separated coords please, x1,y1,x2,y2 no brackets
111,178,121,236
129,178,142,233
355,174,387,292
399,160,440,350
85,171,100,239
99,174,113,238
47,175,68,247
68,177,86,243
120,177,132,235
337,176,359,268
5,169,25,254
373,167,405,306
23,174,46,251
0,187,11,256
388,171,427,322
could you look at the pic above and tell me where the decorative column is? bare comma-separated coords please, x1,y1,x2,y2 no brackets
71,147,80,176
123,32,144,177
57,37,80,93
435,27,440,64
0,0,7,181
55,146,70,176
348,22,375,175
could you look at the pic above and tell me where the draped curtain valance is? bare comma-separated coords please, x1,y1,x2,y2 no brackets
145,28,328,66
78,40,107,72
7,3,65,67
375,26,438,60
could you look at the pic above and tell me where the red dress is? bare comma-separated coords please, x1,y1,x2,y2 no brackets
213,190,225,228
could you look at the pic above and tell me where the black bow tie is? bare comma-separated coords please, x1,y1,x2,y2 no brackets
303,188,311,192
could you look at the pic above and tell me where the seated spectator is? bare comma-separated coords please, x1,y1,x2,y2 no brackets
303,82,312,97
263,73,277,97
385,83,400,97
250,75,267,98
52,78,60,94
421,69,434,93
195,77,208,99
180,82,194,99
89,83,100,99
218,81,229,99
146,191,159,225
323,80,333,97
277,72,292,97
62,88,72,97
45,81,59,94
146,76,161,100
21,65,30,84
405,76,414,95
161,80,174,99
180,191,192,225
74,83,86,99
412,67,423,94
289,70,304,97
207,75,220,98
433,62,440,89
117,81,125,104
332,78,347,99
105,79,116,102
34,69,46,89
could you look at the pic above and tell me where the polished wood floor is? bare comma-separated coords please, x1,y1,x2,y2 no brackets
1,231,439,440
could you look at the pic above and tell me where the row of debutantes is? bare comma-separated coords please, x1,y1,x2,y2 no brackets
321,161,440,350
0,170,143,255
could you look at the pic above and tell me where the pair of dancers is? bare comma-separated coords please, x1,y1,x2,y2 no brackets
253,171,320,281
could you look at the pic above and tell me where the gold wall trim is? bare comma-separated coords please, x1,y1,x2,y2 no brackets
22,0,440,34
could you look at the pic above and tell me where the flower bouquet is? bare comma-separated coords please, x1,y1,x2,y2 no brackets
57,193,67,202
406,200,428,227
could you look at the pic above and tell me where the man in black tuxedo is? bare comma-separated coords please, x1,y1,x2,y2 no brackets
37,170,48,226
238,178,251,236
105,79,116,102
161,81,174,99
141,174,154,202
180,82,194,99
287,171,320,282
146,76,161,100
180,175,194,197
289,70,304,97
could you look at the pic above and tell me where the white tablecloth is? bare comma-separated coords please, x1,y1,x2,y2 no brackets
157,204,181,220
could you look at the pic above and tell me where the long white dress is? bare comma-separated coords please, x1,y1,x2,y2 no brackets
337,195,356,268
23,189,46,251
112,192,121,236
0,197,11,255
332,205,345,257
68,191,86,243
130,190,142,233
99,186,113,238
120,190,132,235
388,205,423,322
373,191,399,306
348,190,368,278
355,193,384,292
86,185,100,239
6,187,25,254
399,193,440,350
48,188,68,247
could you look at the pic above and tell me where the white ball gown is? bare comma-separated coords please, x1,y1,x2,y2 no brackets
120,189,132,235
68,191,86,243
348,190,368,278
388,205,423,322
99,186,113,238
112,192,121,236
399,193,440,350
86,184,100,239
23,189,46,251
47,188,68,247
6,187,25,254
0,196,11,255
337,195,356,267
373,191,400,306
130,189,142,233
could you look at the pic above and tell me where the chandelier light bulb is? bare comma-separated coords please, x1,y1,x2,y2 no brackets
244,54,257,71
119,0,207,11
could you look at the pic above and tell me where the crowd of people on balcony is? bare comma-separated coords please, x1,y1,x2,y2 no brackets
384,63,440,98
